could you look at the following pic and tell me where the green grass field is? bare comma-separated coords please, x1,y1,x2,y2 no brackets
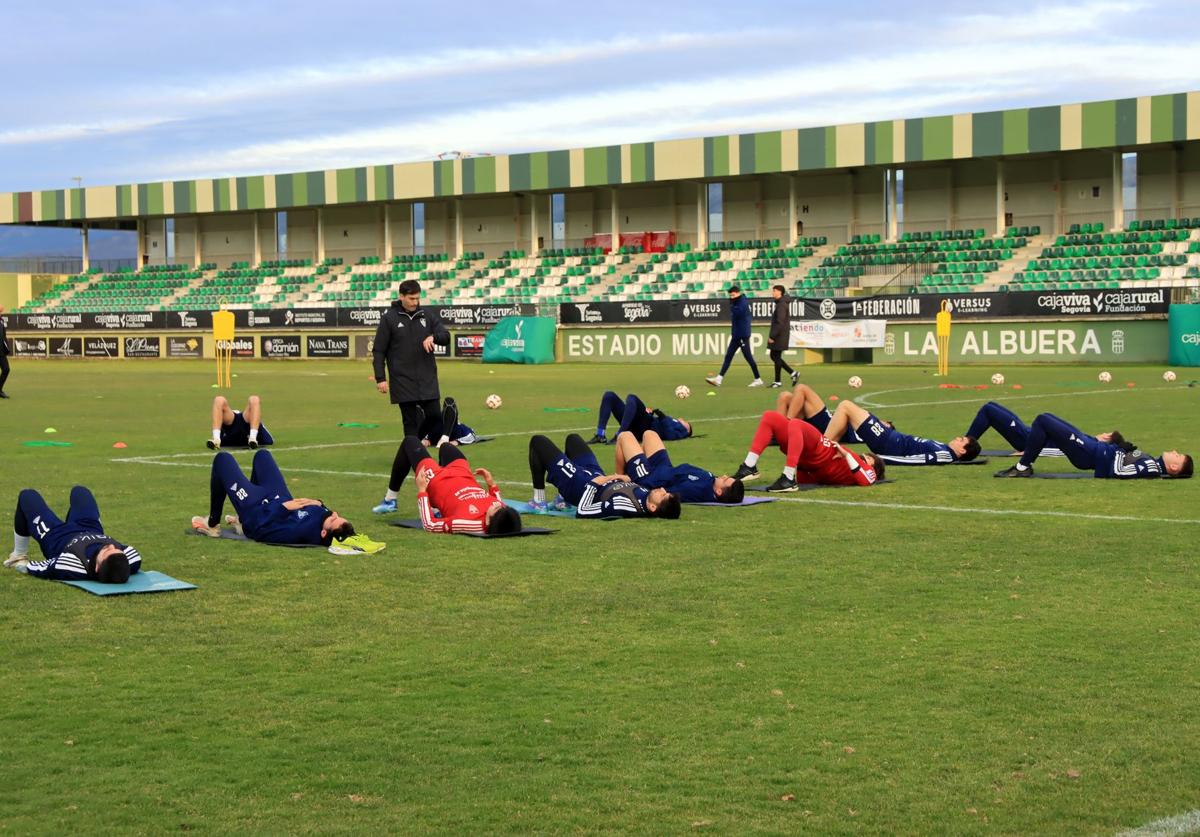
0,358,1197,834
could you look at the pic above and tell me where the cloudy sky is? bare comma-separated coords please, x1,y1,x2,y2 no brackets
0,0,1196,256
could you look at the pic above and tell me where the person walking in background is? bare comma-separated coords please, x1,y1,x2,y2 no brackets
372,279,451,439
0,306,10,398
766,284,798,389
706,286,764,388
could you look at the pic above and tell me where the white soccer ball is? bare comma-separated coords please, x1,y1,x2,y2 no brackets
1098,371,1113,383
847,375,863,389
1163,370,1177,382
991,373,1005,386
674,384,691,399
485,393,502,410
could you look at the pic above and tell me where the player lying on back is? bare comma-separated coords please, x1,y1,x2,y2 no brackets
732,411,884,492
963,401,1064,457
207,394,273,450
994,412,1193,479
5,485,141,583
528,434,682,519
776,382,862,443
420,396,481,447
589,391,692,445
378,437,521,535
823,400,980,465
613,430,743,503
193,450,381,553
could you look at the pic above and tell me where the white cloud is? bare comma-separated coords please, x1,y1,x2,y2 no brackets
0,117,175,146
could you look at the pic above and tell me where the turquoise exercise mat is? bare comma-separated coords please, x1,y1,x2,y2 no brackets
183,528,324,548
59,570,196,596
982,449,1064,458
388,519,554,538
504,499,578,518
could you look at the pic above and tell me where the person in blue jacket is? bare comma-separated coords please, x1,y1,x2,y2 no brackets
706,285,764,388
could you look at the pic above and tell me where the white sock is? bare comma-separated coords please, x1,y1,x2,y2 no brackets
744,452,760,467
248,427,259,442
1016,463,1029,471
13,532,29,556
714,375,723,383
783,466,796,479
211,429,222,443
533,488,546,503
436,435,450,447
384,489,398,501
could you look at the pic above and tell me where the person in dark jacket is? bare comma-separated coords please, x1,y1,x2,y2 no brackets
0,306,10,398
766,284,798,389
372,279,451,438
706,286,763,388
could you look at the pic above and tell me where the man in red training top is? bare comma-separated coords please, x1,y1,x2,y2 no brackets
388,436,522,535
732,411,885,491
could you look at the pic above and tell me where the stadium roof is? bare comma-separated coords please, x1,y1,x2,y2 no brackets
2,91,1196,226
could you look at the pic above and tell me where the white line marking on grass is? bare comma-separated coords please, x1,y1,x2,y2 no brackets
110,413,770,463
111,455,1200,526
1116,809,1200,836
859,384,1178,410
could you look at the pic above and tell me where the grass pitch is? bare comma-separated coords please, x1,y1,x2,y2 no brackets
0,358,1197,834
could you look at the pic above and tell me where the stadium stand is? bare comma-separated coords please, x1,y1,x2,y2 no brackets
13,219,1200,314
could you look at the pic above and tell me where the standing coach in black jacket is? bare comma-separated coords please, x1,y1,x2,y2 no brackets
373,279,450,437
767,285,798,389
0,306,10,398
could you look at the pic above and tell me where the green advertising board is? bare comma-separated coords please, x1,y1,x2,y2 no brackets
482,316,557,364
874,320,1167,365
1168,304,1200,367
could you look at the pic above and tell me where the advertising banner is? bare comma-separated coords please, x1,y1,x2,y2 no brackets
560,289,1170,324
49,337,83,358
483,317,557,364
306,335,351,358
1168,304,1200,367
166,336,204,358
218,337,256,358
873,320,1168,365
790,320,886,349
123,336,162,358
260,335,302,358
562,326,771,364
454,333,486,358
12,337,47,357
83,337,119,357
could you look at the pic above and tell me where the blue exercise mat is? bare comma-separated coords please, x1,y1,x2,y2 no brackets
982,449,1065,458
184,527,324,548
749,479,894,492
59,570,196,596
881,458,989,466
388,519,554,537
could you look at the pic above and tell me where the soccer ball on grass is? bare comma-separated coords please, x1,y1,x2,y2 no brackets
485,394,503,409
674,385,691,399
1098,371,1113,383
1163,370,1177,382
991,373,1005,385
847,376,863,389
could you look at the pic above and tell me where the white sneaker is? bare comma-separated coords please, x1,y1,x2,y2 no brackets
5,552,29,568
191,516,221,538
748,379,765,388
770,381,782,388
206,439,220,450
705,375,723,387
224,515,244,536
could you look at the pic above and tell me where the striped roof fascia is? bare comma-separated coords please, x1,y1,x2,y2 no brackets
2,91,1196,224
